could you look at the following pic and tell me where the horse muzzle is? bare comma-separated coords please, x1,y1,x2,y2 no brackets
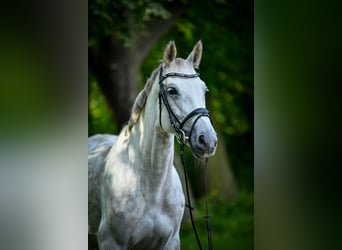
190,124,218,158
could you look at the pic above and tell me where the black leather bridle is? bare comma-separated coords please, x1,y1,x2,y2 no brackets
158,66,212,146
158,66,213,250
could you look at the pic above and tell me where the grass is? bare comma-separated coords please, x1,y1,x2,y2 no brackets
180,189,253,250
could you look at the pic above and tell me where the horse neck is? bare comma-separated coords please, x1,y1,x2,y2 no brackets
129,79,174,190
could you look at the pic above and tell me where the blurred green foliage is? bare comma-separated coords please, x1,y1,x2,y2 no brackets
88,75,118,136
89,0,178,47
181,190,253,249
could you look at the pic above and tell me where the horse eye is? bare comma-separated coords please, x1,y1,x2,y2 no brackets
167,87,178,96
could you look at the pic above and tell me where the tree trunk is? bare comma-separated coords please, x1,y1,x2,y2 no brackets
89,39,138,127
89,9,183,127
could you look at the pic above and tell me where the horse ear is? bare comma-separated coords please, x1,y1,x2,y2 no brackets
186,40,203,69
163,41,177,67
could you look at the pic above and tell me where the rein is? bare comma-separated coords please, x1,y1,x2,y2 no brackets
158,67,213,250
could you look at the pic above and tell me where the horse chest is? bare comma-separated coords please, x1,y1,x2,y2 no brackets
111,182,181,228
102,147,184,248
127,203,178,248
130,184,184,245
107,171,184,246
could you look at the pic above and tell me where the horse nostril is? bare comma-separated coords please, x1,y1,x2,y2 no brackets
198,134,208,148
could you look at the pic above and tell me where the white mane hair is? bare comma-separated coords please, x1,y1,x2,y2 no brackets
127,64,161,132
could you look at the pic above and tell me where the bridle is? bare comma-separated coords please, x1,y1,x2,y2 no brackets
158,66,212,146
158,66,213,250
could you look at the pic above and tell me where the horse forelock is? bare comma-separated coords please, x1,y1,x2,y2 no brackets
127,64,161,133
168,58,195,73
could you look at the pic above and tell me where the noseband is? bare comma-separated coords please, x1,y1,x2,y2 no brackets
158,67,212,145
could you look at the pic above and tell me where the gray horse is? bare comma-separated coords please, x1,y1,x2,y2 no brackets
88,41,217,249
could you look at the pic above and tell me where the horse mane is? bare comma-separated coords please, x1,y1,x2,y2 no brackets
126,64,162,133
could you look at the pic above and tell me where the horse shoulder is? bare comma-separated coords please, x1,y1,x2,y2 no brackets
100,160,147,248
101,132,146,223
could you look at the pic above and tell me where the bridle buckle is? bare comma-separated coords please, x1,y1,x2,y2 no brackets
176,129,189,145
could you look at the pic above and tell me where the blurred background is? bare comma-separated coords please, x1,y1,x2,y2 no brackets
88,0,253,249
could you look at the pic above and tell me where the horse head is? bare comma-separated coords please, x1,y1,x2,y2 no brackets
159,40,218,158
